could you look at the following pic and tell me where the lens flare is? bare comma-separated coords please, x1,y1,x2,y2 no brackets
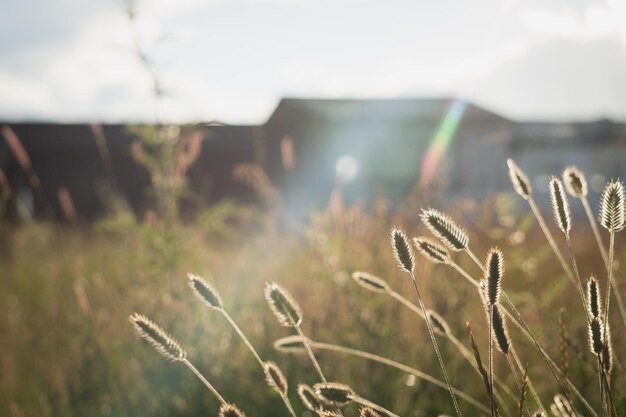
420,98,468,186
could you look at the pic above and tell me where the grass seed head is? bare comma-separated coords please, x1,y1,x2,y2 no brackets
507,159,532,200
263,361,288,396
391,227,415,273
552,394,575,417
297,384,323,411
218,403,247,417
413,236,450,264
492,305,510,355
273,335,308,353
352,271,390,293
420,208,469,251
264,282,303,327
563,166,587,198
129,313,186,362
589,317,604,355
586,276,602,319
599,180,625,232
359,407,381,417
187,273,223,310
427,310,450,336
466,321,491,403
602,324,613,373
314,382,355,407
485,248,504,306
318,411,343,417
550,176,571,235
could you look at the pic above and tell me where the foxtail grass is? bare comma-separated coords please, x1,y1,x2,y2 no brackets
314,382,399,417
599,181,625,338
275,335,492,414
297,383,324,412
483,248,504,417
517,366,529,417
466,321,501,415
265,282,328,383
218,403,247,417
188,274,297,417
549,177,592,328
353,270,516,410
418,243,586,415
391,227,463,417
129,313,227,404
507,159,575,285
360,406,381,417
565,167,626,331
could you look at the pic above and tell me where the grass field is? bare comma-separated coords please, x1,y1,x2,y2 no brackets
1,182,626,417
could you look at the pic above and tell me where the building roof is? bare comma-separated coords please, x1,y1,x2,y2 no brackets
266,97,511,126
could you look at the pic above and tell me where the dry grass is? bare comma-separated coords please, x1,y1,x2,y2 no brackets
2,166,626,416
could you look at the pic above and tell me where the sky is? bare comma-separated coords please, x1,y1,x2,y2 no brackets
1,0,626,124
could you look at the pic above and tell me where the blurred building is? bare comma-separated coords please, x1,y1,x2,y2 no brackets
1,98,625,221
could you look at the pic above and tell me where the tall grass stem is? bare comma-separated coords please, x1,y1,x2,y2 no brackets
293,320,327,383
350,395,399,417
221,311,297,417
488,305,495,417
582,196,626,330
408,271,463,417
182,358,226,404
450,261,598,417
527,197,575,285
310,341,491,413
604,232,615,338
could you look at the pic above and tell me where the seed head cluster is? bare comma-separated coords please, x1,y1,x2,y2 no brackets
507,159,533,200
599,180,625,232
549,176,571,235
391,227,415,272
129,313,186,362
420,208,469,251
562,166,587,198
264,282,303,327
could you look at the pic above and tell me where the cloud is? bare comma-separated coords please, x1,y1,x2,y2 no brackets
520,5,624,41
470,38,626,120
2,0,626,123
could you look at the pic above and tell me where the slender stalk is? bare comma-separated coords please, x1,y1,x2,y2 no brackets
563,227,614,415
583,195,626,330
505,354,531,417
291,319,327,383
528,197,575,285
581,197,609,266
565,236,592,326
603,232,615,335
449,338,516,411
388,290,424,319
450,261,599,417
222,311,297,417
311,341,491,413
488,305,495,417
597,358,606,417
499,300,598,417
466,249,485,274
283,395,297,417
409,271,463,417
510,346,544,413
182,358,226,404
350,395,399,417
599,356,617,417
389,288,517,408
222,311,264,366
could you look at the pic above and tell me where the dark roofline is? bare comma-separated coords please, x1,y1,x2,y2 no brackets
265,96,512,124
